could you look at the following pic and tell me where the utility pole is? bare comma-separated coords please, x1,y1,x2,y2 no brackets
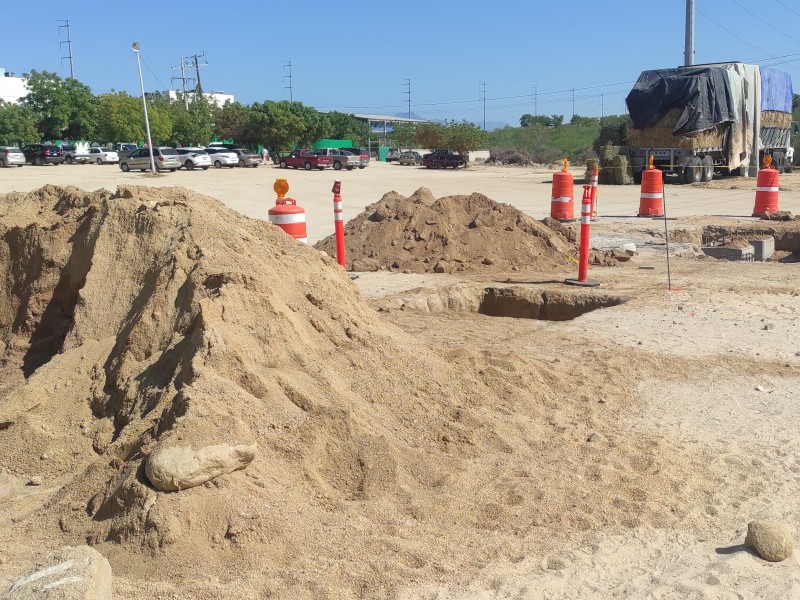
571,89,575,119
533,84,538,116
404,78,411,119
185,53,208,95
600,93,604,118
283,61,293,103
479,81,486,131
58,20,74,79
171,56,196,109
684,0,695,66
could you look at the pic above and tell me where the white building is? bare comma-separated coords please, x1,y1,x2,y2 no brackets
149,90,234,107
0,68,28,104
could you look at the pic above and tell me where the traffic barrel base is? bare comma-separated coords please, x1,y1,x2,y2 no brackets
268,199,308,243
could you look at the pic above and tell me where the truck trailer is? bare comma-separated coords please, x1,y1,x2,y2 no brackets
627,63,795,183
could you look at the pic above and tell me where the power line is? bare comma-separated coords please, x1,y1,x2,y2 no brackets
730,0,800,44
139,56,169,90
773,0,800,17
697,7,770,56
57,20,74,79
185,53,208,94
171,56,196,109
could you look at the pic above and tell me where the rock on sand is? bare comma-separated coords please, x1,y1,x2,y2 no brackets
3,546,112,599
745,520,794,562
145,443,257,492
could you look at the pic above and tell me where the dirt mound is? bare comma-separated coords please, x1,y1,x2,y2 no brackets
315,188,579,273
0,185,713,597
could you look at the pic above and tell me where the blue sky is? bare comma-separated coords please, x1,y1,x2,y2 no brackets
1,1,799,128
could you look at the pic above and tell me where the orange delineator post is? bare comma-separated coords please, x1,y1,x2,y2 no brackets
550,157,575,222
332,180,346,267
590,165,599,219
268,178,308,243
753,155,779,216
565,185,599,288
638,155,664,217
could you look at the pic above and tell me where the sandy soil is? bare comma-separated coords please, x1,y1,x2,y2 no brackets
0,165,799,598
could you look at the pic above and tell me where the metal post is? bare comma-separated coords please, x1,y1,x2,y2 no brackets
132,42,156,175
684,0,695,66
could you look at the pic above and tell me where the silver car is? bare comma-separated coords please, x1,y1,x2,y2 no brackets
204,147,238,168
176,148,212,170
119,147,181,172
0,146,25,167
230,148,261,168
398,151,422,166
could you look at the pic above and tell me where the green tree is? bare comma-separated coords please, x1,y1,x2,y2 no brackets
326,111,370,146
22,70,95,140
144,96,173,145
213,101,251,143
171,96,214,146
0,101,39,146
94,92,144,143
520,114,553,127
444,120,487,155
391,122,416,149
414,122,446,149
551,114,564,127
592,114,628,154
570,114,598,128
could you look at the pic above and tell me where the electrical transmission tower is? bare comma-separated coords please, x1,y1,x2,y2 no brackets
171,56,196,109
185,53,208,94
58,20,74,78
404,79,411,119
479,82,486,131
283,61,293,102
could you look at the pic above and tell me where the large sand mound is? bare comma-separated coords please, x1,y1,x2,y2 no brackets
315,188,580,273
0,185,717,597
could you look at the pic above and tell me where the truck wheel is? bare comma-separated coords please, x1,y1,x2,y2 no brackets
304,161,312,170
333,161,342,170
120,162,130,172
701,156,714,182
279,160,287,169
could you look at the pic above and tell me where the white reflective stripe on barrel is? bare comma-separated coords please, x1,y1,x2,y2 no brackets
296,237,308,244
640,192,663,199
269,213,306,225
552,196,572,203
756,187,780,193
334,201,343,210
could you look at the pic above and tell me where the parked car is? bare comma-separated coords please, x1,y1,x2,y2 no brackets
279,149,333,170
204,147,238,168
422,151,466,169
314,148,360,170
207,142,241,150
176,148,211,170
119,147,180,172
398,151,422,166
22,144,63,166
230,148,261,167
116,143,139,161
385,148,401,162
87,147,119,164
348,147,370,169
0,146,25,167
62,145,91,164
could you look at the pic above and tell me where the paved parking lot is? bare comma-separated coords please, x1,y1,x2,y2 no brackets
2,161,798,244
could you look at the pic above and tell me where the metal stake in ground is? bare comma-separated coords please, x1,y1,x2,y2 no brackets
662,178,675,291
565,185,599,288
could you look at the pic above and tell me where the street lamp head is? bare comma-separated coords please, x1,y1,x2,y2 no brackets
131,42,140,52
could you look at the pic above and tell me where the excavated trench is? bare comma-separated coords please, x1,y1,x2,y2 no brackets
399,285,627,321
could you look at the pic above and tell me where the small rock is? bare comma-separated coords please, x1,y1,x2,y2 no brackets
433,261,447,274
482,257,494,265
40,453,49,460
763,324,775,331
4,545,112,598
145,443,257,492
586,432,606,443
755,385,765,392
27,476,42,486
745,520,794,562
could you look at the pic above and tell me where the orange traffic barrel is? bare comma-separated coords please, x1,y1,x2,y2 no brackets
753,158,779,216
269,178,308,243
638,168,664,216
550,158,575,222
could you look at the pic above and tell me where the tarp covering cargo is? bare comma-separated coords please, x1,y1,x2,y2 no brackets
626,67,737,135
759,66,793,113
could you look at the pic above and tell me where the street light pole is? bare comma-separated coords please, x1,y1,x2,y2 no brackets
132,42,156,174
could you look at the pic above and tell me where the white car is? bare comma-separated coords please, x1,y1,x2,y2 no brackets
176,148,212,170
203,147,238,169
88,147,119,164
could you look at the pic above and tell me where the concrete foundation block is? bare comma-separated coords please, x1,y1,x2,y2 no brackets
748,237,775,261
701,245,755,261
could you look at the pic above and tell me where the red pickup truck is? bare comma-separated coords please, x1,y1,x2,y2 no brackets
279,149,333,170
422,151,466,169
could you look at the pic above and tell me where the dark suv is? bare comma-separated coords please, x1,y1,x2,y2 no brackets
22,144,64,166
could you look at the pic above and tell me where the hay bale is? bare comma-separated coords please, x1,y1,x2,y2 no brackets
611,155,633,185
761,111,792,128
628,108,725,150
598,145,621,162
584,158,599,183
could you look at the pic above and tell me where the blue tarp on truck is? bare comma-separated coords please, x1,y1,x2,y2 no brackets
760,66,793,113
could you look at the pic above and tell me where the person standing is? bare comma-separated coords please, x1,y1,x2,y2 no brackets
261,146,269,164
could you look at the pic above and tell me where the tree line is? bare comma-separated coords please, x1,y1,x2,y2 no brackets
0,70,487,153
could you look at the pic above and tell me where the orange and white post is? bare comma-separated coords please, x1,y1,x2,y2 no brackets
590,164,599,219
565,185,600,288
332,180,346,268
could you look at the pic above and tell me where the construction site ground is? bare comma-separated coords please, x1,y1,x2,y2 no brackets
1,162,800,598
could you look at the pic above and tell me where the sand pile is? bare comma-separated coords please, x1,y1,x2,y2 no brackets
315,188,579,273
0,185,719,598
